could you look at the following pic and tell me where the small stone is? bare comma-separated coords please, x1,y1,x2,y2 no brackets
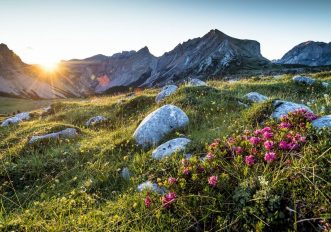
155,85,178,103
137,181,166,194
245,92,268,103
85,116,107,127
152,138,191,160
121,167,131,180
188,78,207,86
322,82,329,88
292,75,316,85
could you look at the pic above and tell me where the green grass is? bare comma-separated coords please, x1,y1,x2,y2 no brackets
0,72,330,231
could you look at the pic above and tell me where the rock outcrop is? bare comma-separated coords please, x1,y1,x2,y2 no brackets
1,112,30,127
29,128,78,144
152,138,191,160
278,41,331,66
133,105,189,147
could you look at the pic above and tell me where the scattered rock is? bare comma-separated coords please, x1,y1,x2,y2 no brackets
155,85,178,103
1,112,30,127
271,100,313,120
292,75,316,85
322,82,329,88
121,167,131,180
273,75,284,79
188,78,207,86
29,128,78,144
238,101,249,108
85,116,107,127
152,138,191,160
133,104,189,147
137,181,166,194
245,92,268,103
312,115,331,129
126,92,136,99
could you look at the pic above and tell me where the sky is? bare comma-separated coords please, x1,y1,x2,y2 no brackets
0,0,330,66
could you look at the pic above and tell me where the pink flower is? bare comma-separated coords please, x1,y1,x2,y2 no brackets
183,168,190,175
262,131,273,139
234,146,243,154
162,192,176,208
245,155,255,166
144,194,152,208
264,152,277,163
206,152,214,160
279,122,292,129
208,176,218,187
264,140,274,150
254,129,262,135
168,177,177,185
279,141,290,150
249,137,261,145
288,142,299,150
251,147,258,155
262,127,272,133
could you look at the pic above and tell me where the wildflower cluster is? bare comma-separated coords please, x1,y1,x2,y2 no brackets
143,109,318,209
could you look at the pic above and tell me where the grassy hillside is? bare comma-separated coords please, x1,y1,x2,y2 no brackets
0,73,330,231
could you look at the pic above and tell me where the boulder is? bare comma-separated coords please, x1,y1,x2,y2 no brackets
152,138,191,160
29,128,78,144
85,116,107,127
1,112,30,127
133,105,189,147
188,78,207,86
155,85,178,103
245,92,268,103
271,100,313,120
137,181,166,194
292,75,316,85
312,115,331,129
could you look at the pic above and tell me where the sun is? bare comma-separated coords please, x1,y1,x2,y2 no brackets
40,61,59,72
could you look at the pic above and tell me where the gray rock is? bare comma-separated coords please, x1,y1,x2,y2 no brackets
137,181,166,194
272,100,313,120
41,105,54,116
322,82,329,88
155,85,178,103
312,115,331,129
1,112,30,127
133,105,189,147
152,138,191,160
245,92,268,103
85,116,107,127
121,167,131,180
188,78,207,87
292,75,316,85
238,101,249,108
29,128,78,144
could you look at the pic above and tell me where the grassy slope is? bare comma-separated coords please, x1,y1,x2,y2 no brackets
0,73,330,231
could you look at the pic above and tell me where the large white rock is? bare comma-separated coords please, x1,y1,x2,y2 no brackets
188,78,207,86
292,75,316,85
271,100,313,120
29,128,78,144
85,116,107,127
155,85,178,103
152,138,191,160
133,105,189,147
245,92,268,103
312,115,331,129
137,181,166,194
1,112,30,127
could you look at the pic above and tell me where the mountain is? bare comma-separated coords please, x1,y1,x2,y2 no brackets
0,29,270,98
278,41,331,66
0,43,85,99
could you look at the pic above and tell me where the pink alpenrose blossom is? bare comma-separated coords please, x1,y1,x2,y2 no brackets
162,192,176,208
168,177,177,185
245,155,255,166
208,175,218,187
144,194,152,208
264,152,277,163
264,140,274,150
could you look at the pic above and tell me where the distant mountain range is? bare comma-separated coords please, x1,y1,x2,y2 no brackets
0,29,330,99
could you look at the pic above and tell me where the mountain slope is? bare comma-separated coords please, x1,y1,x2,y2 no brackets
278,41,331,66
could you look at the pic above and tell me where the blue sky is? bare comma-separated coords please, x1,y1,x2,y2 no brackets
0,0,330,66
